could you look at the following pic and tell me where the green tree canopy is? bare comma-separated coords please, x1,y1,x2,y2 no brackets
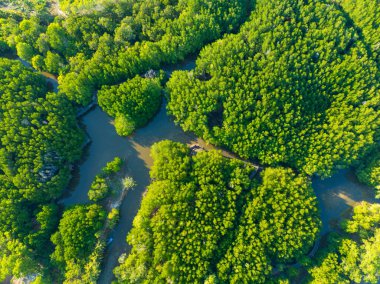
16,42,34,60
339,0,380,65
167,0,380,177
51,204,106,282
355,151,380,198
0,232,36,282
0,58,83,280
309,202,380,284
114,141,320,283
98,75,162,135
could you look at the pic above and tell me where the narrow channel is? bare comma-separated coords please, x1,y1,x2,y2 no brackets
45,57,378,283
60,58,207,283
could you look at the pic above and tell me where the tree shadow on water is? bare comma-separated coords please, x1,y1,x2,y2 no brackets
96,104,195,283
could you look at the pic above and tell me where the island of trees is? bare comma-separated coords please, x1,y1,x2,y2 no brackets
0,1,253,281
114,141,321,283
0,0,379,283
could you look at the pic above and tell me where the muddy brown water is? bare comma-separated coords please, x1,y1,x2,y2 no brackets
60,58,204,283
313,169,378,235
66,109,378,283
35,57,378,283
64,104,201,283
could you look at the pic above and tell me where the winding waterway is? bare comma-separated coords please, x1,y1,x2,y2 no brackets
60,58,208,283
39,57,378,283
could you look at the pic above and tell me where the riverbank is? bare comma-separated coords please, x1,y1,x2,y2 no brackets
71,104,201,283
31,55,378,283
313,169,378,235
72,104,378,283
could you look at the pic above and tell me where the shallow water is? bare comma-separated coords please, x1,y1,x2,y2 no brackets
72,103,378,283
313,169,378,235
53,56,378,283
60,104,196,283
60,58,203,283
4,50,377,284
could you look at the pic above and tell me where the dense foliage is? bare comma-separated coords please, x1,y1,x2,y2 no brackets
58,0,97,13
217,167,320,283
0,58,84,281
58,0,251,105
50,156,126,283
98,76,162,136
167,0,380,176
339,0,380,65
355,151,380,198
0,0,251,105
0,231,36,280
0,0,51,17
113,141,320,283
88,157,123,202
0,59,83,201
51,204,106,283
338,0,380,197
0,1,254,280
0,0,53,56
1,0,379,282
308,202,380,283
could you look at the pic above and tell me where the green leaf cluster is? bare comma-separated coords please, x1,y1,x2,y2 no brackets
56,0,250,104
0,58,83,280
355,149,380,198
339,0,380,65
218,167,320,283
113,141,320,283
50,204,106,283
98,76,162,136
88,157,123,202
309,202,380,284
167,0,380,176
